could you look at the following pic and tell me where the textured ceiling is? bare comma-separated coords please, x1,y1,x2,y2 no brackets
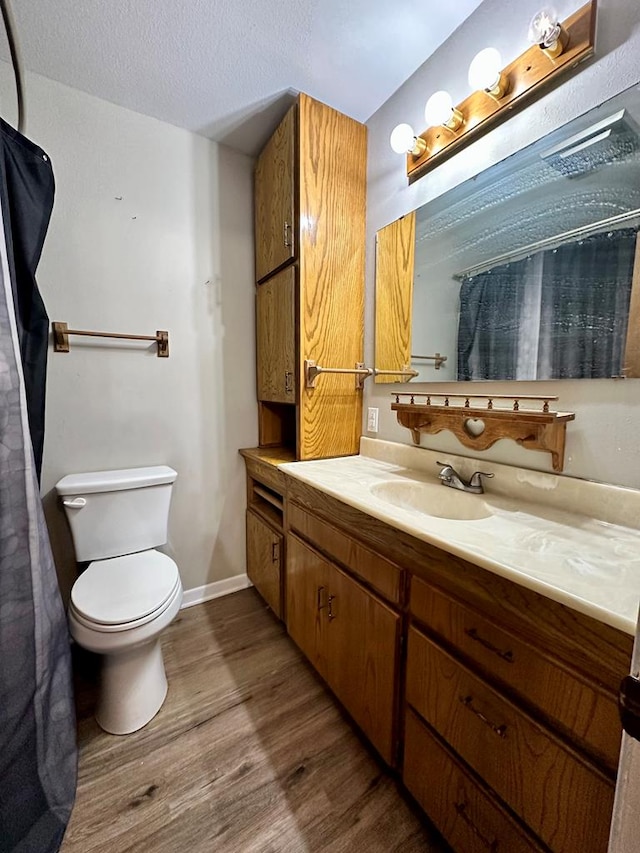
0,0,484,154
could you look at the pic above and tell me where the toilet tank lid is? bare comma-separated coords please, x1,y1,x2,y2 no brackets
56,465,177,496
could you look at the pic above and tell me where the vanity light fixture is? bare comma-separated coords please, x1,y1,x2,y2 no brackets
424,91,464,131
399,0,596,183
528,6,569,58
468,48,510,99
390,123,427,156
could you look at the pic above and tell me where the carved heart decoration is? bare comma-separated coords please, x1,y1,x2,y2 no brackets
464,418,486,438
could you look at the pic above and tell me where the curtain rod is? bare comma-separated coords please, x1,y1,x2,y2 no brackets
453,207,640,281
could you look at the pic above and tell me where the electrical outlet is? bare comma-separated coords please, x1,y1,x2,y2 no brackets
367,407,379,433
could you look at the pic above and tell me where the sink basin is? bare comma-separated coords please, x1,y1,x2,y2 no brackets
370,480,492,521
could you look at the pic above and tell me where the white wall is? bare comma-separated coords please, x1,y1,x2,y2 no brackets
0,66,257,599
365,0,640,488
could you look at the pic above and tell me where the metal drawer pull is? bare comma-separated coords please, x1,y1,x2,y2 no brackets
454,802,499,851
465,627,514,663
328,594,336,621
460,695,507,738
271,542,280,563
284,371,293,393
283,221,292,248
317,586,327,611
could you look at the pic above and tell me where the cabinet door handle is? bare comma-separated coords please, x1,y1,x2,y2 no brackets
317,586,327,611
459,695,507,739
271,542,280,563
283,221,292,248
328,594,336,621
454,802,499,851
284,371,293,394
465,627,514,663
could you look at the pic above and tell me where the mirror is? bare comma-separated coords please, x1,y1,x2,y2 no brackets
375,83,640,383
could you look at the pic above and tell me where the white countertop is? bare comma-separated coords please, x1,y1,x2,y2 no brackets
280,439,640,636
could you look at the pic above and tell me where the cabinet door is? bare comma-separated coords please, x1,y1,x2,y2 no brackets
255,104,296,282
286,533,329,680
246,510,282,618
256,266,296,404
287,532,399,765
324,560,399,765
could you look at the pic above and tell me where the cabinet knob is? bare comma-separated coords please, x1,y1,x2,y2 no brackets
317,586,327,611
465,627,514,663
328,594,336,621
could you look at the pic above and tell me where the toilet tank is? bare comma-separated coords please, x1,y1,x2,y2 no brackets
56,466,177,562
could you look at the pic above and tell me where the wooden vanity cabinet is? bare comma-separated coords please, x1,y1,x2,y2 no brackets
280,475,632,853
253,93,367,459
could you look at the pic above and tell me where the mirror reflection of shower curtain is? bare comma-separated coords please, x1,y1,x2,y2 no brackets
457,229,637,380
0,121,77,852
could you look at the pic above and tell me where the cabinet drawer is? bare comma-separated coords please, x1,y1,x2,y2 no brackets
406,626,614,853
410,575,622,772
404,708,545,853
288,501,402,604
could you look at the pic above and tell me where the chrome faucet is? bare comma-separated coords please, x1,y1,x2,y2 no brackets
436,461,494,495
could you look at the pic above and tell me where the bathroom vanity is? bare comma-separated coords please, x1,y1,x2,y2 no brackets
241,438,639,853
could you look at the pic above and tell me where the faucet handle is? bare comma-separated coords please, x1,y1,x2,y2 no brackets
436,461,454,481
469,470,494,487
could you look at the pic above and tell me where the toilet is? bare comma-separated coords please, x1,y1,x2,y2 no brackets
56,465,183,735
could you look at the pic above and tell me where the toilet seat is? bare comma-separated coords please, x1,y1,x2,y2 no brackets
70,550,181,632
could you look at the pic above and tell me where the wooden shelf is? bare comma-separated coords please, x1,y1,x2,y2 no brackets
391,393,575,472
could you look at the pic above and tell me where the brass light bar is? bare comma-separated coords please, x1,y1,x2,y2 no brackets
406,1,597,184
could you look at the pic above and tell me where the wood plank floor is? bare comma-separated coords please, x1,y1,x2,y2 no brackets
61,589,450,853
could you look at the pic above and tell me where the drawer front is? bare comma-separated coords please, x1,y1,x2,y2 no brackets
410,576,622,772
404,709,544,853
406,626,614,853
244,455,287,495
288,501,402,604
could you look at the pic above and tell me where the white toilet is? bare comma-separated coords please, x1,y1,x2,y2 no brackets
56,465,183,735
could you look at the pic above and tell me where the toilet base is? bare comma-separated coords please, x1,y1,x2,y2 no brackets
96,638,168,734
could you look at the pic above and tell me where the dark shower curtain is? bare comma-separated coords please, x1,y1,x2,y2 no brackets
0,121,77,851
457,229,637,380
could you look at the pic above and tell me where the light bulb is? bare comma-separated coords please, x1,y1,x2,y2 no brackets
425,91,464,131
528,6,559,44
389,123,427,156
468,48,509,99
528,7,567,56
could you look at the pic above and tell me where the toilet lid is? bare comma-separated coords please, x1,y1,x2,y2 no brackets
71,551,180,625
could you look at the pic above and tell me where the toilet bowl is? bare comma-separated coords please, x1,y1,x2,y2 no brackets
56,466,182,735
68,550,182,734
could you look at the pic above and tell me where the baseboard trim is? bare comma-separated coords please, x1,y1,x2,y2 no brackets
181,574,252,609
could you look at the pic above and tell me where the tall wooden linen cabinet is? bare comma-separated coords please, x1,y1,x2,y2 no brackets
254,93,367,460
